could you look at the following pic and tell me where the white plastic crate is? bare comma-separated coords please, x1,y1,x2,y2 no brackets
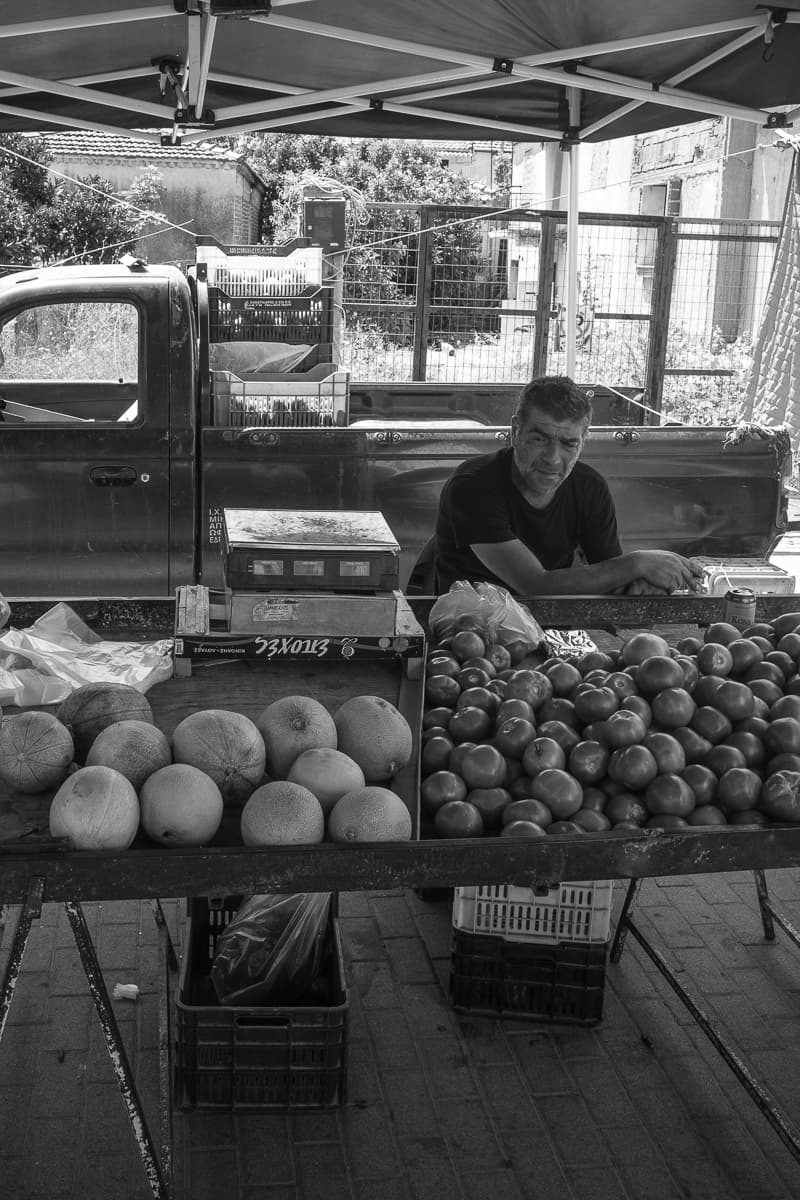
452,882,613,944
196,244,324,296
693,556,796,595
212,363,349,428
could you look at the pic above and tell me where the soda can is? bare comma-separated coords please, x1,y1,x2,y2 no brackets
723,587,757,630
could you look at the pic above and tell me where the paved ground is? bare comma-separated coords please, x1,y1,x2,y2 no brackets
3,871,800,1200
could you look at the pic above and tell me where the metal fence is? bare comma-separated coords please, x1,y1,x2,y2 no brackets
338,204,779,422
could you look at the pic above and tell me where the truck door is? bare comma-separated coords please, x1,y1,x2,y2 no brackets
0,291,171,596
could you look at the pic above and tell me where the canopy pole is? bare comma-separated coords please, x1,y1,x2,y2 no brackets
564,88,581,378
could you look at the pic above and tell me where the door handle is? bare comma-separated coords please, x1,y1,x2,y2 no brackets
90,466,138,487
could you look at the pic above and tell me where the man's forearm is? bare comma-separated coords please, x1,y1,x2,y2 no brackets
514,552,644,596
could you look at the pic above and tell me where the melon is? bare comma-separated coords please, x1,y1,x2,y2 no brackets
241,780,325,846
56,682,154,762
49,765,140,850
140,763,224,846
85,719,172,791
327,786,413,843
287,747,365,815
334,695,413,782
171,708,265,805
0,711,74,793
256,695,337,779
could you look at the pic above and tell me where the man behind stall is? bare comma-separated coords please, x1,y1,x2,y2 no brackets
434,374,704,597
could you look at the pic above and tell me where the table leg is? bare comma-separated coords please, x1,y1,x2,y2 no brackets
64,900,171,1200
753,868,800,950
0,878,44,1046
609,877,638,964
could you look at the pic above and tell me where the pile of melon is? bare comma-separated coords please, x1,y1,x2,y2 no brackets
0,681,414,851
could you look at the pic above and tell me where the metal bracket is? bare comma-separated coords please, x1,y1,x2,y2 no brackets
369,98,384,111
560,126,581,150
764,111,792,128
492,57,514,74
174,105,216,127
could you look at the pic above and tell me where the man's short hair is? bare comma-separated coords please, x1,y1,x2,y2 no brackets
514,375,593,429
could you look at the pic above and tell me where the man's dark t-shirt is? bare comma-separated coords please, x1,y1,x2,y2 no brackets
434,447,621,592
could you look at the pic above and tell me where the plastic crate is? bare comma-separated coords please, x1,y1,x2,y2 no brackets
212,363,349,427
196,238,323,295
174,896,349,1110
450,927,608,1025
208,286,334,343
452,881,613,944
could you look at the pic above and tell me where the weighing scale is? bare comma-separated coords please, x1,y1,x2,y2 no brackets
173,508,424,673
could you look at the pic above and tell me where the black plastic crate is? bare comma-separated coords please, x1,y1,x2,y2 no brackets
174,896,349,1110
208,286,334,344
449,927,608,1025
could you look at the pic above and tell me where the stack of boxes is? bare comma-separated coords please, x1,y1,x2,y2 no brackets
449,880,614,1024
195,236,349,427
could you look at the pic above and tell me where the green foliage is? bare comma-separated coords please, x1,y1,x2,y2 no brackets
0,135,167,266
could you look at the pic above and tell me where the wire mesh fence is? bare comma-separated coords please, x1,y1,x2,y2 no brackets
338,204,780,421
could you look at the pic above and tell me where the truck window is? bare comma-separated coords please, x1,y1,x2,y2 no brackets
0,301,140,423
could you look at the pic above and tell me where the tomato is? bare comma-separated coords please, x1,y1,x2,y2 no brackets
690,705,733,745
766,753,800,775
536,720,581,753
726,638,764,677
646,814,690,829
672,726,712,764
784,675,800,696
764,717,800,758
643,731,686,775
537,698,581,729
687,804,728,826
434,800,484,838
500,819,547,838
741,622,776,643
580,787,608,812
674,655,700,693
467,786,511,830
456,686,499,717
696,642,734,678
572,808,612,832
502,757,524,787
605,671,639,700
487,679,507,699
507,774,536,801
608,744,658,791
450,630,487,661
531,767,583,819
547,820,584,836
426,653,461,678
573,685,620,724
496,697,536,724
583,668,612,685
486,643,512,673
543,660,583,698
456,665,492,690
759,770,800,821
770,694,800,721
421,725,450,744
458,743,507,789
677,635,703,655
604,792,648,826
721,731,765,768
748,678,784,707
449,741,477,775
425,673,461,707
619,695,653,726
643,773,695,816
728,809,769,826
421,770,468,814
635,655,685,698
620,632,671,665
681,763,718,805
711,679,755,723
423,705,454,730
777,631,800,661
448,705,493,743
692,675,725,707
502,796,553,827
522,736,566,776
493,716,537,759
581,720,609,746
504,669,553,709
716,767,762,814
650,687,696,729
577,651,616,674
604,708,648,748
703,743,747,778
745,661,787,688
704,621,741,646
568,740,610,785
771,613,800,638
765,650,796,679
421,735,457,776
733,715,769,739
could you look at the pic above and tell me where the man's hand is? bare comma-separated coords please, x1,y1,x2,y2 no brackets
632,550,705,593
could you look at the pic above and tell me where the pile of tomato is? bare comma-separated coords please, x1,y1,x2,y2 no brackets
421,612,800,839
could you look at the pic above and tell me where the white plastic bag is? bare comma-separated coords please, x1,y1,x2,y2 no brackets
0,602,173,707
428,580,544,651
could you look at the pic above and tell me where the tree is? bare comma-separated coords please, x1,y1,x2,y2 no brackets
0,134,166,266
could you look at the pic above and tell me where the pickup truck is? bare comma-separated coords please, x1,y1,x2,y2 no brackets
0,258,794,599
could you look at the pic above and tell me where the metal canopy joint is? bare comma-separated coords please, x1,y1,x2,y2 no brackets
492,57,513,74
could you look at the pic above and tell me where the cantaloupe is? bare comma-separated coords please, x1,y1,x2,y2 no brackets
0,711,74,793
287,747,365,814
56,682,154,762
327,786,413,843
256,695,337,779
85,719,172,790
334,695,413,782
171,708,265,805
49,765,139,850
140,764,224,846
241,780,325,846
